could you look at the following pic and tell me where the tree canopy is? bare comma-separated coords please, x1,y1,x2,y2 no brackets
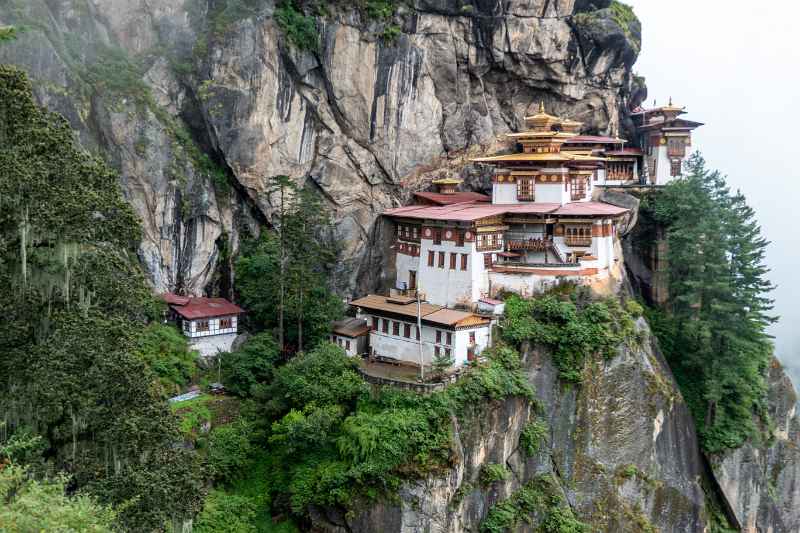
644,154,776,453
0,65,204,530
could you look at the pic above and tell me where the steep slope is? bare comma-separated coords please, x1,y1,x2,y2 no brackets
0,0,640,296
312,317,709,532
711,358,800,533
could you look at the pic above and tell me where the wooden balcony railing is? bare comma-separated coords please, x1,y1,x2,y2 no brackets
564,237,592,247
507,238,550,251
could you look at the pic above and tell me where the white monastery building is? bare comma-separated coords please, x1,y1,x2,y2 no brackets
339,99,701,371
162,293,244,357
350,294,492,368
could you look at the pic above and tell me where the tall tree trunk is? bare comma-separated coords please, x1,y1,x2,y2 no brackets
278,184,286,352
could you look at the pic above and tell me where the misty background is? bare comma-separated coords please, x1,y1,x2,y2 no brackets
626,0,800,384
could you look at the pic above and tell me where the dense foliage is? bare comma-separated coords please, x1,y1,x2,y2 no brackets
480,474,590,533
219,339,533,520
642,154,775,454
134,323,198,395
502,289,639,382
0,464,116,532
0,66,204,530
236,176,342,353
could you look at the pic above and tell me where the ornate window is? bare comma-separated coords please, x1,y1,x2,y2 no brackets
449,253,456,270
438,251,445,268
220,317,233,329
517,177,535,201
565,226,592,247
570,177,587,200
196,320,209,332
670,159,682,177
460,254,468,271
428,251,435,267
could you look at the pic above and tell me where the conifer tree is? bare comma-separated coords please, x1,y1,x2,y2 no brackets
651,153,775,453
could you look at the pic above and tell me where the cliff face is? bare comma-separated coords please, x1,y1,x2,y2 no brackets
711,358,800,533
313,318,709,532
0,0,639,295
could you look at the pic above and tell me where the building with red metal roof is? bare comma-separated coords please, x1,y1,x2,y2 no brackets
161,294,244,357
378,102,640,309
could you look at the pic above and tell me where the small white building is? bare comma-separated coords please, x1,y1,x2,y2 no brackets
162,293,244,357
330,318,370,356
350,294,492,369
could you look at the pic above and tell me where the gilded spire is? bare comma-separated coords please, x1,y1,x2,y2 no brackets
539,100,545,113
668,96,673,106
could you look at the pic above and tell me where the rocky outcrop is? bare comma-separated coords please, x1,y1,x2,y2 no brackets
0,0,640,296
315,318,711,532
711,358,800,533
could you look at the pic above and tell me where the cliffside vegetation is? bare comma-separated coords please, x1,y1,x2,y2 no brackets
502,287,641,383
235,176,343,354
0,66,204,530
640,154,775,454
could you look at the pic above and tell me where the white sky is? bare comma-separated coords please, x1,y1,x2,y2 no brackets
625,0,800,366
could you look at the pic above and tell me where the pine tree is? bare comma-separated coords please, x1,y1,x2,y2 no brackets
650,153,776,453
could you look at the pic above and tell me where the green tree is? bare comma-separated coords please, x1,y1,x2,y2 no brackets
207,420,255,484
222,332,282,396
648,153,775,453
0,464,116,532
0,66,204,529
237,177,341,352
134,323,198,395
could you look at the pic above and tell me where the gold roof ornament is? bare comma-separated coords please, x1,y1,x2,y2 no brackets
524,101,562,131
432,177,462,185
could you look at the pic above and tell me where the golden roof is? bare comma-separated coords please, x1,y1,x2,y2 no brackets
524,101,563,131
432,177,462,185
471,152,605,163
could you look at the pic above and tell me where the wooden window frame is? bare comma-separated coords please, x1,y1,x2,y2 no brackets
438,251,445,268
220,317,233,329
436,330,442,344
428,251,435,267
404,323,411,338
196,320,210,332
449,252,457,270
460,253,468,271
382,319,389,334
393,321,400,336
446,332,452,346
469,331,476,345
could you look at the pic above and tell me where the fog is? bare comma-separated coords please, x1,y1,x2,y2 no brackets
626,0,800,377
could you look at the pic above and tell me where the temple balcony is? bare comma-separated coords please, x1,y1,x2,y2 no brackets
476,243,504,252
506,235,550,251
564,236,592,247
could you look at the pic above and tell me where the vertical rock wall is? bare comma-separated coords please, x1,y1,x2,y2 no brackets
0,0,639,295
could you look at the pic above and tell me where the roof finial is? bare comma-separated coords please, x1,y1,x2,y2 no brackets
539,100,545,113
668,96,673,106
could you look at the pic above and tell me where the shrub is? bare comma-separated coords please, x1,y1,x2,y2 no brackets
519,420,548,456
222,332,282,397
275,2,319,51
0,464,116,532
207,420,254,484
134,323,197,395
479,463,510,486
194,490,258,533
502,293,637,383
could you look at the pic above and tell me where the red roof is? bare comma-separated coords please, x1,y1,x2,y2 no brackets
414,191,490,205
161,292,190,306
169,297,244,320
384,202,511,222
552,202,629,216
605,148,642,156
479,297,504,305
565,135,625,144
385,200,626,221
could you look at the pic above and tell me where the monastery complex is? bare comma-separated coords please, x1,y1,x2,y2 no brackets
344,100,702,370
